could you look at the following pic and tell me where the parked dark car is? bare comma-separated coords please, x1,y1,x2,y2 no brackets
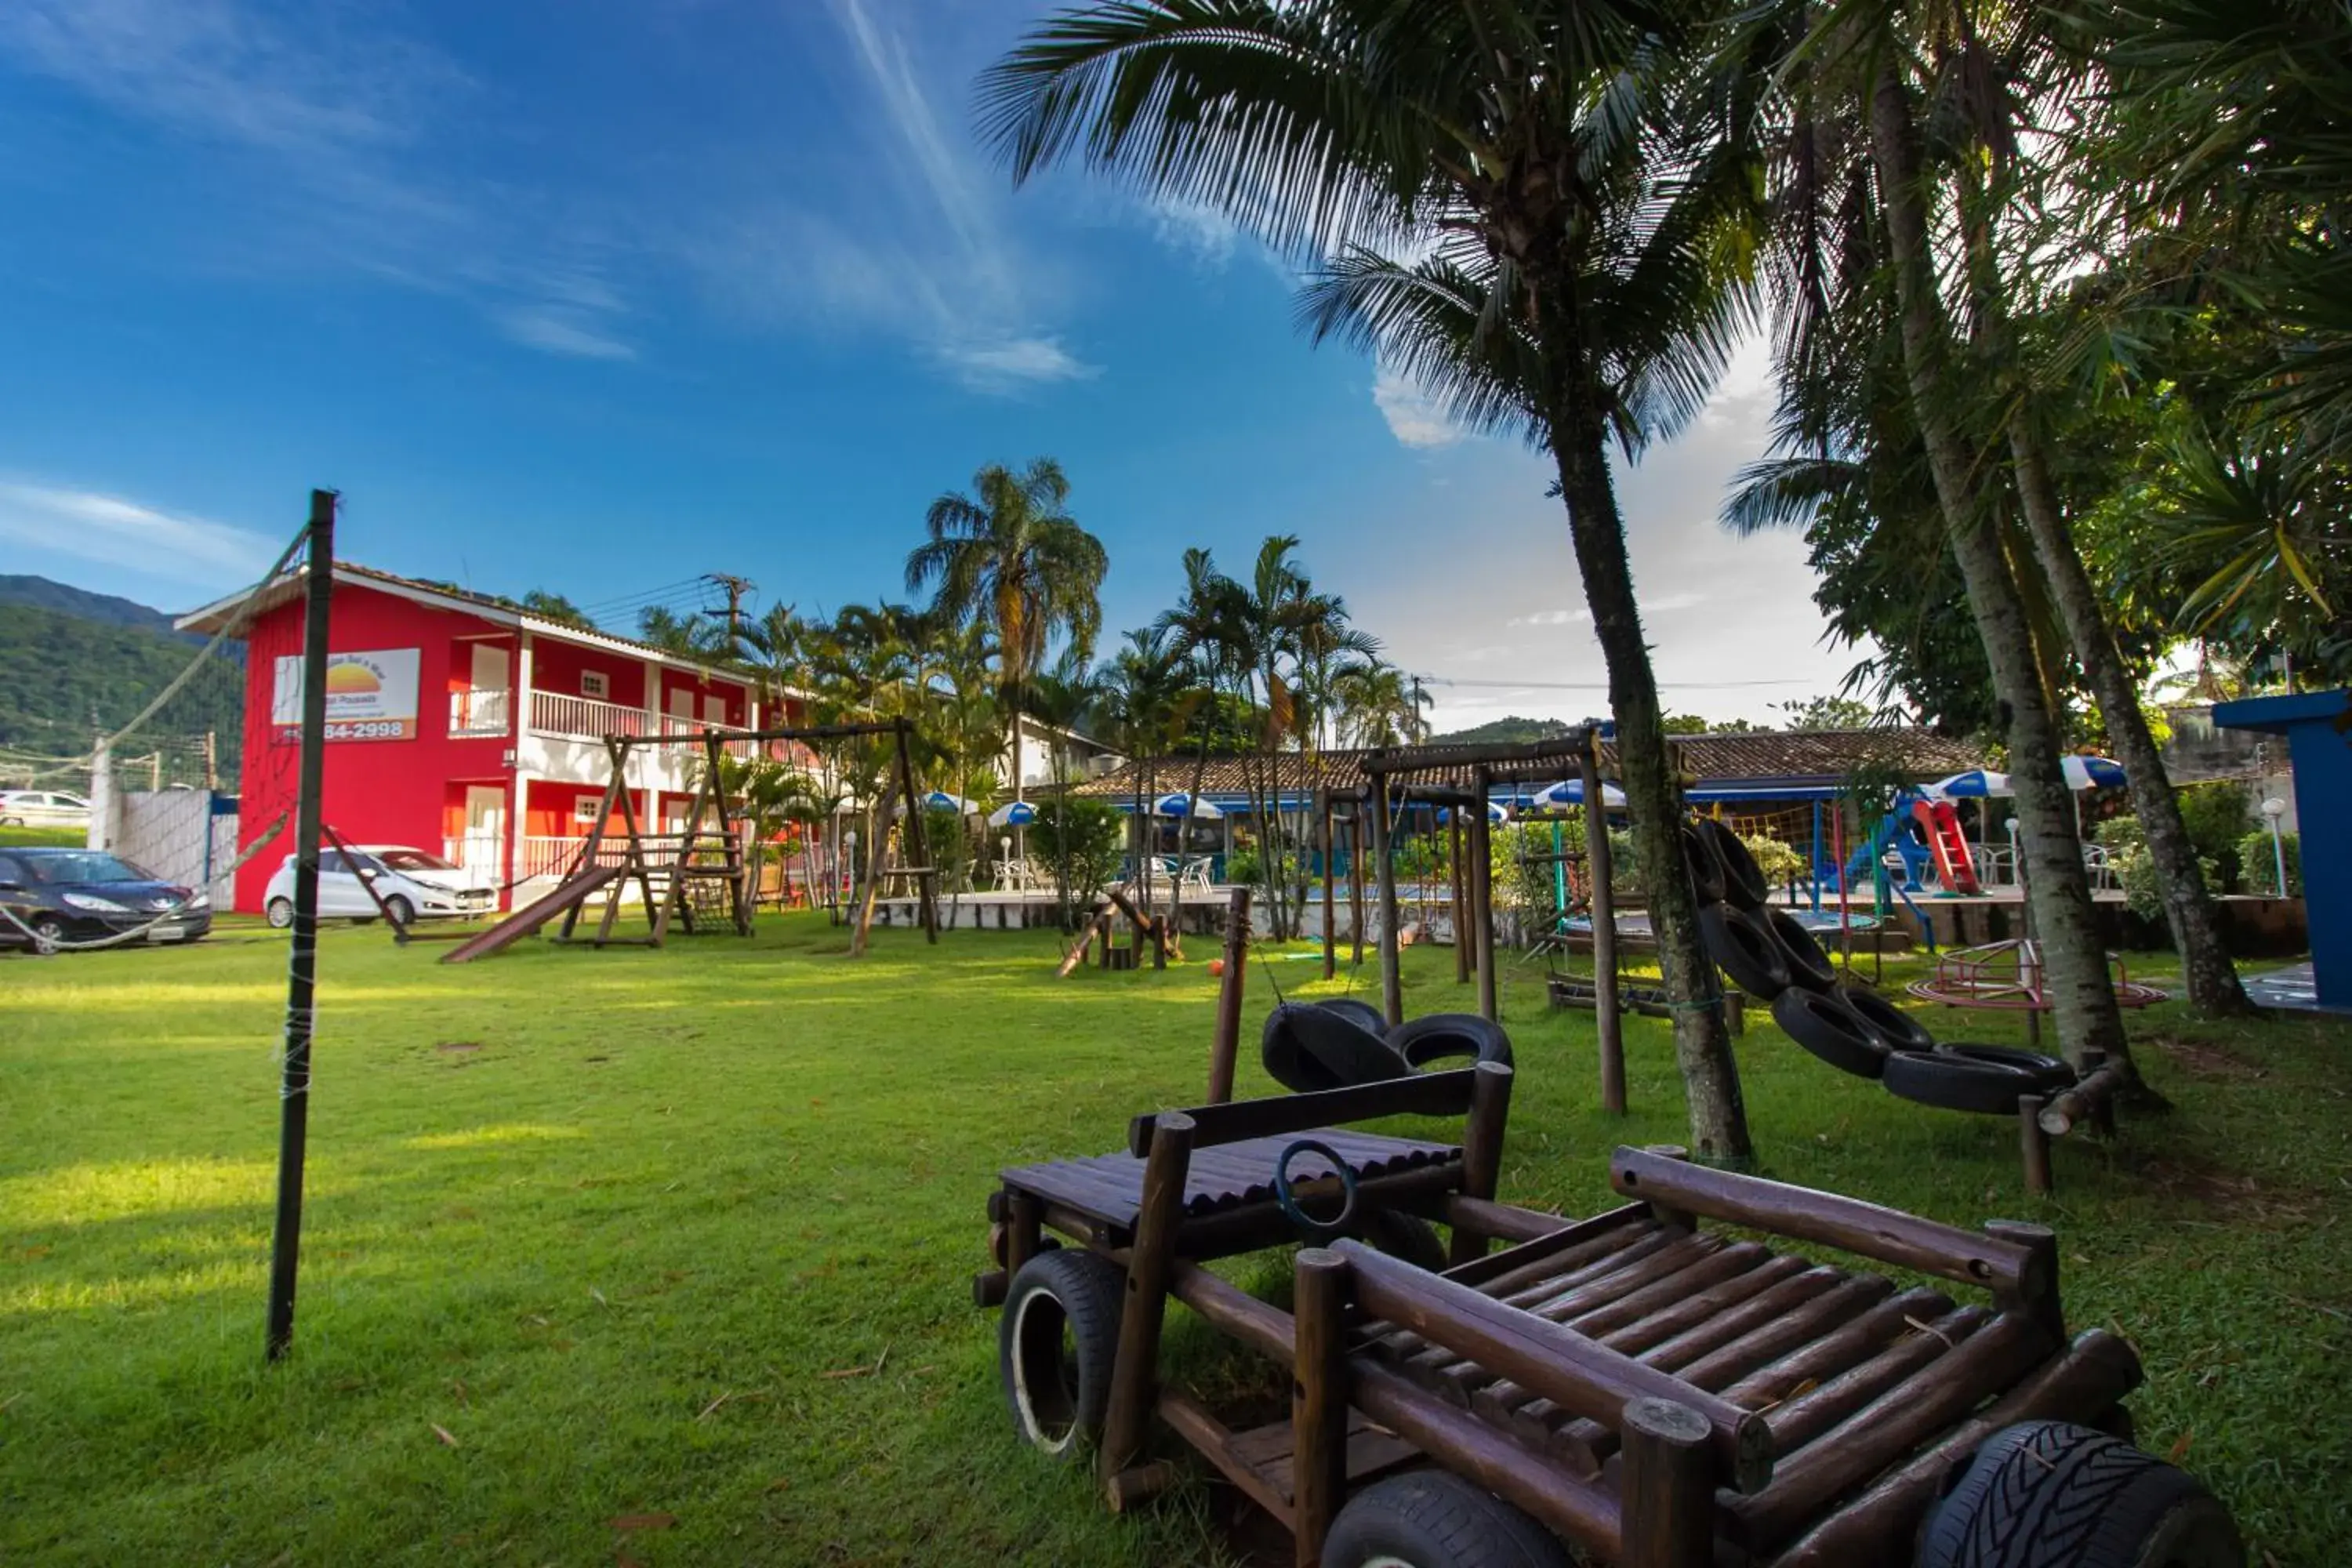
0,848,212,953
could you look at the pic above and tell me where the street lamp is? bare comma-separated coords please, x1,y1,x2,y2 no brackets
2259,797,2290,897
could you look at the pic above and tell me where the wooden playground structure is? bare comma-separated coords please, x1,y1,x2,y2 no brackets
970,946,2230,1567
441,717,940,964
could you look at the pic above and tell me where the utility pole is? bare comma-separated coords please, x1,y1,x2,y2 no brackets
267,487,336,1363
202,731,218,792
1409,675,1428,742
705,574,756,640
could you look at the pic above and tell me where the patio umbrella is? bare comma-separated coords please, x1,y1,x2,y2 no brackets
987,800,1039,828
1152,791,1223,819
2061,755,2127,790
909,790,980,815
1529,778,1627,810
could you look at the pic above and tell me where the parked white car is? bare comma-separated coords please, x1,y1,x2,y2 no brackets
263,845,497,928
0,790,93,828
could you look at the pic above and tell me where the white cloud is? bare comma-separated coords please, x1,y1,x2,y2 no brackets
1149,199,1240,266
1373,362,1461,448
0,481,280,582
495,307,637,361
938,335,1098,392
1509,607,1589,627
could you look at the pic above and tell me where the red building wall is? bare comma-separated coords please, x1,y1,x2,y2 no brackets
233,585,513,911
531,639,648,710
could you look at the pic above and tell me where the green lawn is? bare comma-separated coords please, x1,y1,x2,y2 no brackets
2,915,2347,1566
0,824,85,848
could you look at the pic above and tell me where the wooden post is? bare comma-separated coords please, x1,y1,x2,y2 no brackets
1101,1112,1196,1479
1469,767,1497,1022
1005,1189,1042,1281
1319,792,1337,982
1373,773,1403,1028
1291,1247,1352,1566
1621,1396,1716,1568
1450,814,1470,985
1584,731,1625,1116
1448,1061,1514,1267
1984,1218,2063,1340
891,720,938,944
2018,1095,2053,1196
266,488,335,1363
1207,887,1252,1103
1348,807,1366,967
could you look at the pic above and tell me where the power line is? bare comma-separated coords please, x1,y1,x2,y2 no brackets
1419,674,1823,691
574,577,706,615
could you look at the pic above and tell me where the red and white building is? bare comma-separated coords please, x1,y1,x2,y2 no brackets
180,562,799,913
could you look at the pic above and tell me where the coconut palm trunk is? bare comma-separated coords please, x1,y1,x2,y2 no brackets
2005,419,2253,1017
1552,405,1753,1163
1867,63,2132,1069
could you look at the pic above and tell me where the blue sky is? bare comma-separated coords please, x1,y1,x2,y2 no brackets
0,0,1857,729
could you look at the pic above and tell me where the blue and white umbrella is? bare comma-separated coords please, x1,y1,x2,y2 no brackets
1152,791,1223,820
913,789,981,815
2062,755,2128,790
1529,778,1627,810
1927,757,2126,800
987,800,1039,828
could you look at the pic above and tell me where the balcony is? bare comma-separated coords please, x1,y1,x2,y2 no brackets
448,688,511,738
529,690,652,742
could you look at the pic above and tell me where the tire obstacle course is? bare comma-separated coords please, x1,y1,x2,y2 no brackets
969,932,2245,1568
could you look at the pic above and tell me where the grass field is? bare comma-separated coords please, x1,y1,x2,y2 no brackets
0,824,85,848
3,914,2347,1566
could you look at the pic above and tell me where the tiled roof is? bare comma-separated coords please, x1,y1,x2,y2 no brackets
1073,728,1987,801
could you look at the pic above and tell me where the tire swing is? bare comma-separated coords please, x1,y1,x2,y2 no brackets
1696,818,1770,909
1698,902,1791,1000
1764,908,1838,991
1833,982,1938,1054
1681,819,1728,905
1386,1012,1515,1072
1260,1002,1412,1094
1311,996,1389,1036
1883,1048,2062,1115
1933,1042,2074,1093
1770,986,1893,1079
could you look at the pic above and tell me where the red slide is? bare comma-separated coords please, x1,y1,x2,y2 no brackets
1910,798,1981,895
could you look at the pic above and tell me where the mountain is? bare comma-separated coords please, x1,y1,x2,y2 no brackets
0,575,194,638
0,579,244,787
1427,715,1573,747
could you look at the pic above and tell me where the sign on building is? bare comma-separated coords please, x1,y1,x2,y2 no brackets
272,648,422,741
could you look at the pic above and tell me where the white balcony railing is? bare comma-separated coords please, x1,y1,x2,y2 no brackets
529,690,653,742
448,688,511,738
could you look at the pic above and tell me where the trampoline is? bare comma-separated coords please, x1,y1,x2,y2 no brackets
1562,908,1880,939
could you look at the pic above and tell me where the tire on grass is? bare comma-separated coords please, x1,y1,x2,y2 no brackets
1915,1419,2244,1568
1698,902,1791,1000
1323,1470,1571,1568
999,1249,1124,1461
1771,986,1893,1079
1934,1043,2074,1094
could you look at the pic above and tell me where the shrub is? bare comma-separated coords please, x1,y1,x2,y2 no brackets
2177,782,2253,889
1739,832,1806,889
922,808,973,895
2237,829,2303,897
1030,799,1124,917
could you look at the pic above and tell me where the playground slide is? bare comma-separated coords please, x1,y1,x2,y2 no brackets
1911,798,1981,895
438,864,624,964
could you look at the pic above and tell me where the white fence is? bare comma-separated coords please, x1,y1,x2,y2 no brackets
101,789,243,906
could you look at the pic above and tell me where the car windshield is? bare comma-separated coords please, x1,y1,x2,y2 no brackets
27,852,154,885
375,849,458,872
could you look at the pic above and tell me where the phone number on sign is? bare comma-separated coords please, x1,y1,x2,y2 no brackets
323,720,415,741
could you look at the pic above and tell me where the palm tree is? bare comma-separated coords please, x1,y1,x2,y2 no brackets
1153,547,1250,931
1024,650,1111,930
1100,626,1187,909
905,459,1109,823
1334,661,1432,748
983,1,1758,1158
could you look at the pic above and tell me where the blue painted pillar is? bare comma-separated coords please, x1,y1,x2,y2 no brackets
2215,689,2350,1007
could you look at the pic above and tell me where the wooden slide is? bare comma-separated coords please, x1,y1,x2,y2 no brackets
438,864,624,965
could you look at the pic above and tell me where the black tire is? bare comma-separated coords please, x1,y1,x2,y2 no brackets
999,1250,1124,1461
1315,997,1391,1036
1772,986,1893,1079
1698,902,1791,1000
1264,1003,1413,1093
383,895,416,927
1323,1470,1571,1568
1681,822,1727,905
1935,1044,2074,1094
266,898,294,930
1700,818,1770,909
1766,908,1839,991
1388,1012,1515,1071
28,916,65,956
1915,1420,2244,1568
1355,1209,1449,1274
1838,982,1939,1054
1882,1049,2043,1116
